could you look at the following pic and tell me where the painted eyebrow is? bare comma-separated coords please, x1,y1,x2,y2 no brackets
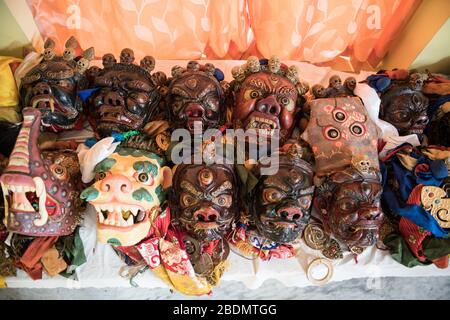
171,86,190,98
126,80,152,92
211,181,232,197
262,176,290,192
197,84,218,99
180,181,202,197
94,157,116,173
133,161,158,176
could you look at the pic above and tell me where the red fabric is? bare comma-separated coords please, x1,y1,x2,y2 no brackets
18,236,58,280
432,255,449,269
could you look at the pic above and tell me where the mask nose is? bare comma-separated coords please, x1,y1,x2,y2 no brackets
277,206,303,221
100,174,132,193
414,115,429,127
104,91,125,107
255,95,281,116
359,207,381,220
185,103,205,118
33,82,52,96
194,208,219,222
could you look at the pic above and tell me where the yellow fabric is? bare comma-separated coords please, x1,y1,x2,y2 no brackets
397,153,418,171
0,276,6,288
422,148,450,161
0,106,22,123
0,57,21,107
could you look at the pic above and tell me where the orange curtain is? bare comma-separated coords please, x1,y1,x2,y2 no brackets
26,0,420,65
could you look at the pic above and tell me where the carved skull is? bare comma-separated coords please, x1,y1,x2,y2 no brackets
269,56,281,74
286,65,299,84
329,75,342,89
120,48,135,64
76,58,89,74
352,155,371,174
344,77,357,92
63,47,75,61
187,61,200,72
102,54,116,68
43,48,55,61
247,56,261,73
312,84,326,98
171,65,185,78
204,63,216,77
140,56,155,72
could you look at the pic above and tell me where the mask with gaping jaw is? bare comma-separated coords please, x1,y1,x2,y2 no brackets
251,145,314,243
87,49,161,139
230,57,308,145
0,108,82,236
19,37,93,132
171,163,238,241
80,145,172,246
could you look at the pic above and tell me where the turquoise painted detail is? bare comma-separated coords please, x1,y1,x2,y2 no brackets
133,161,158,177
155,185,165,203
94,157,116,173
107,238,122,246
80,187,99,201
116,147,164,166
132,187,154,203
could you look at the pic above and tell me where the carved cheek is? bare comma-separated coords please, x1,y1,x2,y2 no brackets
279,108,294,129
233,98,255,122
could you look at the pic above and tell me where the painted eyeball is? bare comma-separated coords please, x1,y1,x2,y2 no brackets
349,122,366,136
332,108,347,122
299,195,312,209
213,194,232,208
138,173,149,183
134,172,154,185
244,89,262,100
263,188,283,203
95,172,106,181
181,193,198,207
323,126,341,140
198,168,213,186
52,164,68,180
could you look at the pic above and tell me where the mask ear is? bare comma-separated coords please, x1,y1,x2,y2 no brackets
160,166,172,189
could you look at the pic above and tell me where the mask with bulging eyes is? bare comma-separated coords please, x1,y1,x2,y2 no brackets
251,144,314,243
230,57,308,145
166,61,227,133
20,37,94,132
171,163,238,241
87,49,161,139
380,73,429,136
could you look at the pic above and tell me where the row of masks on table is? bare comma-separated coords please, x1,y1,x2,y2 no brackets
0,36,448,295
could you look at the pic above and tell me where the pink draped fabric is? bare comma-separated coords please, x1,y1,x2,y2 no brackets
26,0,420,65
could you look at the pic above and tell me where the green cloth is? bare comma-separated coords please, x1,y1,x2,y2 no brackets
422,237,450,260
383,233,430,268
59,228,87,278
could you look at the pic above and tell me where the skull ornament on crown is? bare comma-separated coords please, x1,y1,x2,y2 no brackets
165,61,228,133
251,143,315,243
86,48,162,139
379,73,429,136
80,135,172,246
0,108,83,236
171,161,238,242
230,56,309,145
302,76,384,249
20,37,94,132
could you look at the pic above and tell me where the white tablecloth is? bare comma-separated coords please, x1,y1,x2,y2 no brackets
4,60,450,289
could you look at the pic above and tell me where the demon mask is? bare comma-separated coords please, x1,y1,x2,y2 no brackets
380,73,429,136
166,61,228,133
230,56,308,145
87,49,161,139
251,144,314,243
0,108,82,236
302,76,383,248
171,162,238,241
80,136,172,246
20,37,94,132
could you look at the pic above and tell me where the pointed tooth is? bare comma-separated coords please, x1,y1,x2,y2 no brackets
114,204,122,213
126,215,134,226
9,185,16,192
107,204,114,212
98,211,104,223
136,211,145,222
130,207,139,216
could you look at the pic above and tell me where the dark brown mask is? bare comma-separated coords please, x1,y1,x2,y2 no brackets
251,145,314,243
20,37,94,132
87,49,161,138
315,167,384,248
166,61,226,133
171,163,238,241
380,74,429,136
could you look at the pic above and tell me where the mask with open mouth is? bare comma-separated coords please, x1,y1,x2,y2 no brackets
80,136,172,246
0,108,82,236
380,73,429,137
230,56,309,145
166,61,228,133
171,163,238,241
87,49,162,139
20,37,94,132
251,144,314,243
315,166,383,248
